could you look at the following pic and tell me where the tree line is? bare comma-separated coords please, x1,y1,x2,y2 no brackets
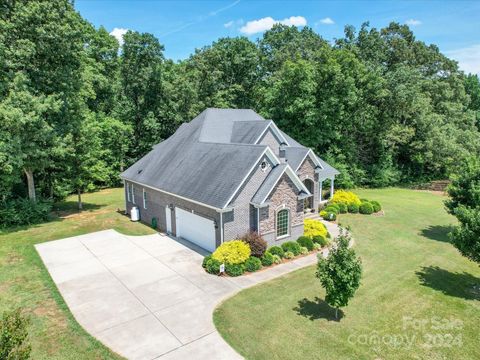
1,0,480,217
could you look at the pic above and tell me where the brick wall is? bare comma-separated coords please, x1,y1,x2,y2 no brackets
259,173,304,245
223,155,273,240
258,128,281,155
297,156,319,211
124,181,222,247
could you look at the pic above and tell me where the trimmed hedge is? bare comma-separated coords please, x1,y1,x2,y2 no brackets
331,190,361,206
272,254,282,264
371,200,382,212
281,241,301,256
212,240,250,265
205,258,221,274
261,252,274,266
202,255,212,268
245,256,262,272
240,232,267,257
225,263,245,277
320,210,337,221
304,219,329,239
337,202,348,213
283,251,294,259
312,234,328,247
297,236,314,251
359,201,374,214
348,203,359,213
299,246,309,255
268,245,284,258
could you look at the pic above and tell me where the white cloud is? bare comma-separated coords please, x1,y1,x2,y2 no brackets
405,19,422,26
240,16,307,35
318,17,335,25
110,28,128,45
445,44,480,75
224,20,234,28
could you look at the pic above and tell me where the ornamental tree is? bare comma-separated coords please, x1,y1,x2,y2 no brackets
316,233,362,319
445,157,480,265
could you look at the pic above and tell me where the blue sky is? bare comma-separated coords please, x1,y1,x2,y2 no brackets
75,0,480,74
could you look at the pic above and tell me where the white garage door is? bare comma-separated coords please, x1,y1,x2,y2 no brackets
175,208,216,252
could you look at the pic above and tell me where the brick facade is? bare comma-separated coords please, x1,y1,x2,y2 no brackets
258,129,281,155
258,173,304,246
296,156,319,211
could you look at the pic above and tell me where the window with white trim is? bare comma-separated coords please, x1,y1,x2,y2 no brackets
132,185,136,204
276,209,289,237
127,183,132,202
143,189,147,209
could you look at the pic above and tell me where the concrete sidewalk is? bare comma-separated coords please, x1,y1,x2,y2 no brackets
35,229,335,360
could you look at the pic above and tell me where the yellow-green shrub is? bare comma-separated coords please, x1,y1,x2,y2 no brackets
331,190,361,206
304,219,328,239
212,240,250,265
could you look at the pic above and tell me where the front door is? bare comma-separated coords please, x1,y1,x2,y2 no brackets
303,179,314,210
165,206,172,234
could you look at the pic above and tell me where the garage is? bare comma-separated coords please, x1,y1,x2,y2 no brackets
175,208,216,252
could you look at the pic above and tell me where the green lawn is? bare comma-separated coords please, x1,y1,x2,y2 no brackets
214,188,480,360
0,188,155,359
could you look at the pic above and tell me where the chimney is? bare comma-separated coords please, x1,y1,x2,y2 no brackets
279,142,287,158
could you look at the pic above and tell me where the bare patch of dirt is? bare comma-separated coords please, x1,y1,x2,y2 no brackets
59,208,111,220
33,297,68,330
414,189,447,196
373,210,385,217
4,252,23,265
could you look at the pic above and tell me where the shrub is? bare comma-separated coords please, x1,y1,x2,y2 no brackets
370,200,382,212
337,203,348,213
240,231,267,257
297,236,314,251
202,255,212,268
0,309,30,360
304,219,328,239
359,202,374,215
261,252,274,266
212,240,250,265
321,211,337,221
225,263,245,277
205,258,221,274
331,190,361,207
326,203,340,211
245,256,262,272
299,246,309,255
272,254,282,264
348,203,359,213
312,235,328,247
0,198,52,228
268,245,284,258
324,206,339,214
281,241,301,256
284,251,295,259
313,242,322,251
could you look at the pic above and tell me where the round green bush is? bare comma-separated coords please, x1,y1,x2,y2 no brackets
326,203,340,211
283,251,294,259
370,200,382,212
245,256,262,272
337,202,348,214
348,203,359,213
281,241,301,256
225,263,245,277
202,255,212,268
205,258,221,274
268,245,284,258
359,201,374,214
324,206,339,214
297,236,314,251
312,234,328,246
323,211,337,221
272,254,282,264
313,242,322,251
299,246,309,255
261,252,274,266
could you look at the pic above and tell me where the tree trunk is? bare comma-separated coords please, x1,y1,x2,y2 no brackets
335,308,338,319
24,168,36,202
77,188,83,210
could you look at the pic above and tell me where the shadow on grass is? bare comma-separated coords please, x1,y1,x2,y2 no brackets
293,297,344,322
53,201,105,214
416,266,480,300
420,225,454,243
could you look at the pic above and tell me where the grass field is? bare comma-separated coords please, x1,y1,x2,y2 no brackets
214,188,480,360
0,188,155,359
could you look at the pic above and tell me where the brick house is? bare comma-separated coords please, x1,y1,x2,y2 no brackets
120,109,339,252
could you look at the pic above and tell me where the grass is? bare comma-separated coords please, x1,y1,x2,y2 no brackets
213,188,480,360
0,188,155,359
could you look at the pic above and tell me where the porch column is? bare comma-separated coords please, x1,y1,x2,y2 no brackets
319,179,323,202
330,177,335,200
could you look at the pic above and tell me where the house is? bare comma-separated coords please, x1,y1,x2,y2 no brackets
120,109,339,252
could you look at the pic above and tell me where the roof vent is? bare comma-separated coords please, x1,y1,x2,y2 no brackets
137,169,143,174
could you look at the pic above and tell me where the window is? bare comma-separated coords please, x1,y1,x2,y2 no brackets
127,184,132,202
143,189,147,209
260,160,269,172
132,185,135,204
276,209,289,237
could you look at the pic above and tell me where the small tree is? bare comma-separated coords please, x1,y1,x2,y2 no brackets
445,157,480,265
0,308,31,360
316,233,362,319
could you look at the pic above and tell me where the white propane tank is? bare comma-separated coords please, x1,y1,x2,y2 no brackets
130,206,140,221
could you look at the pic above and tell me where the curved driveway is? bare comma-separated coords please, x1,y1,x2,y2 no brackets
35,229,330,359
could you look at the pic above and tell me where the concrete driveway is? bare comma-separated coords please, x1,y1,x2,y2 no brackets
35,229,323,360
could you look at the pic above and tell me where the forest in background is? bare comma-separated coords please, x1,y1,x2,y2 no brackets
1,0,480,219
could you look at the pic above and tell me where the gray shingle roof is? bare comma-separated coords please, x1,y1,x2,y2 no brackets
121,108,339,209
284,147,309,170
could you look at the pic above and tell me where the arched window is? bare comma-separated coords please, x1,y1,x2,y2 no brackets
276,209,289,237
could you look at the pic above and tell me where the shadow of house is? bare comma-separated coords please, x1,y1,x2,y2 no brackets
293,297,344,322
416,266,480,301
420,225,455,243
